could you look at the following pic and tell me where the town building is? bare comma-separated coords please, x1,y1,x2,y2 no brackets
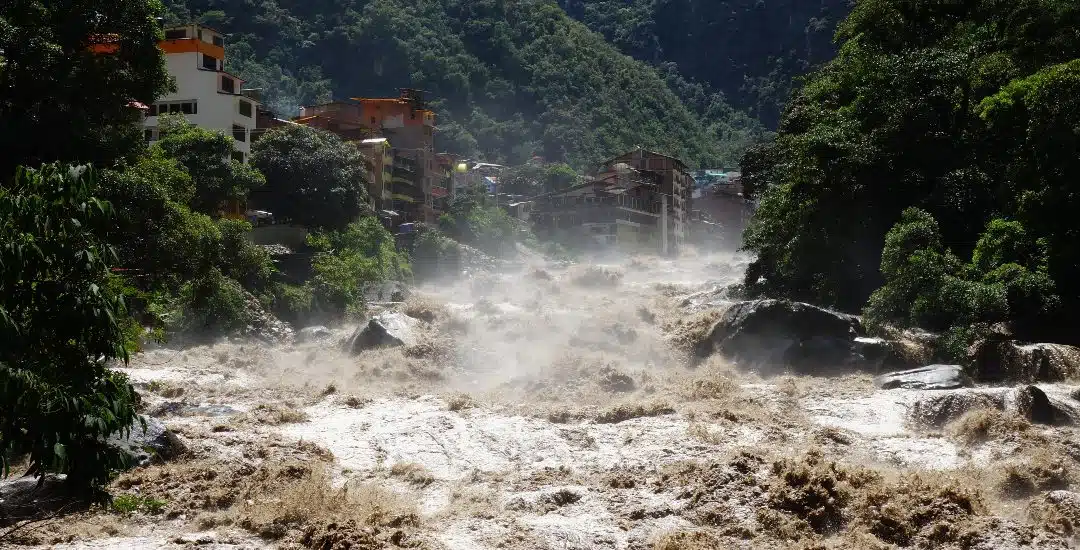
141,24,261,165
690,170,753,248
530,162,665,252
357,138,394,211
599,149,693,255
295,89,438,223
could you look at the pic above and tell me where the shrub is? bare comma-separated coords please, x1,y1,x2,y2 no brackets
173,268,254,334
865,210,1056,360
290,217,410,320
0,164,140,497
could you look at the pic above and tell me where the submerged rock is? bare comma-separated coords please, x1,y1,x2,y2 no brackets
347,312,419,353
970,339,1080,383
108,415,186,467
365,281,410,303
875,365,972,390
707,299,863,373
295,325,333,344
0,474,70,517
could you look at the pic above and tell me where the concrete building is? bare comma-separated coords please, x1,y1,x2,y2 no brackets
296,89,437,222
358,138,394,211
530,163,664,252
691,170,753,248
142,24,260,164
600,149,693,255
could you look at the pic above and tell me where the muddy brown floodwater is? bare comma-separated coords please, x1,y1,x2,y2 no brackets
12,250,1080,549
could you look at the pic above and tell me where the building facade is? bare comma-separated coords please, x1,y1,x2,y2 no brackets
357,138,394,211
600,149,692,255
296,90,437,223
142,24,260,164
530,163,664,252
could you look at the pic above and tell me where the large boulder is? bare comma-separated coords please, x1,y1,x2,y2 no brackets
347,312,419,353
908,385,1078,427
970,339,1080,383
706,299,863,373
0,474,70,518
107,415,186,467
875,365,973,391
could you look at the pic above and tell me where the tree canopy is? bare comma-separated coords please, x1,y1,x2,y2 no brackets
740,0,1080,345
559,0,849,128
0,165,139,495
162,0,763,169
154,115,265,214
0,0,171,179
250,124,370,230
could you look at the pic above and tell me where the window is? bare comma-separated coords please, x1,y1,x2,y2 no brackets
197,30,203,40
202,54,219,70
238,99,252,117
168,103,181,114
370,116,377,124
221,76,235,94
180,101,195,114
144,128,155,143
231,151,245,164
232,124,247,142
212,35,224,47
164,29,187,40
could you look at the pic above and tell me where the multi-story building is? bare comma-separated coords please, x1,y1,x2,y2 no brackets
141,24,261,165
690,170,753,248
530,163,664,252
600,149,693,255
358,138,394,211
296,89,437,222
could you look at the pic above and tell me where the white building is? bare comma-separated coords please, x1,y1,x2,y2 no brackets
143,24,259,163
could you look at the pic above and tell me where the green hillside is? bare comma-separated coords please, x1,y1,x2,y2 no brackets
163,0,764,169
559,0,851,128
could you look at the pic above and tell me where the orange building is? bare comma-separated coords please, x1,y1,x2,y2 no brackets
296,89,437,222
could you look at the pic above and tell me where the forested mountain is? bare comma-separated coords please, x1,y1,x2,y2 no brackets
559,0,851,128
162,0,765,169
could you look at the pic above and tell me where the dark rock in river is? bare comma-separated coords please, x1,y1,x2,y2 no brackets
908,384,1078,427
970,339,1080,383
875,365,973,390
0,474,71,517
347,312,419,353
909,390,1002,427
108,415,186,467
295,325,333,344
706,299,867,373
853,337,914,371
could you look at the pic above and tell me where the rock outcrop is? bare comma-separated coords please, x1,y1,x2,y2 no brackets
108,416,186,467
970,339,1080,383
875,365,973,391
347,312,419,353
706,299,877,374
908,385,1079,427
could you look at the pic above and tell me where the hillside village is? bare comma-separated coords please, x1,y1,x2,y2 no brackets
131,23,752,257
8,2,1080,549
